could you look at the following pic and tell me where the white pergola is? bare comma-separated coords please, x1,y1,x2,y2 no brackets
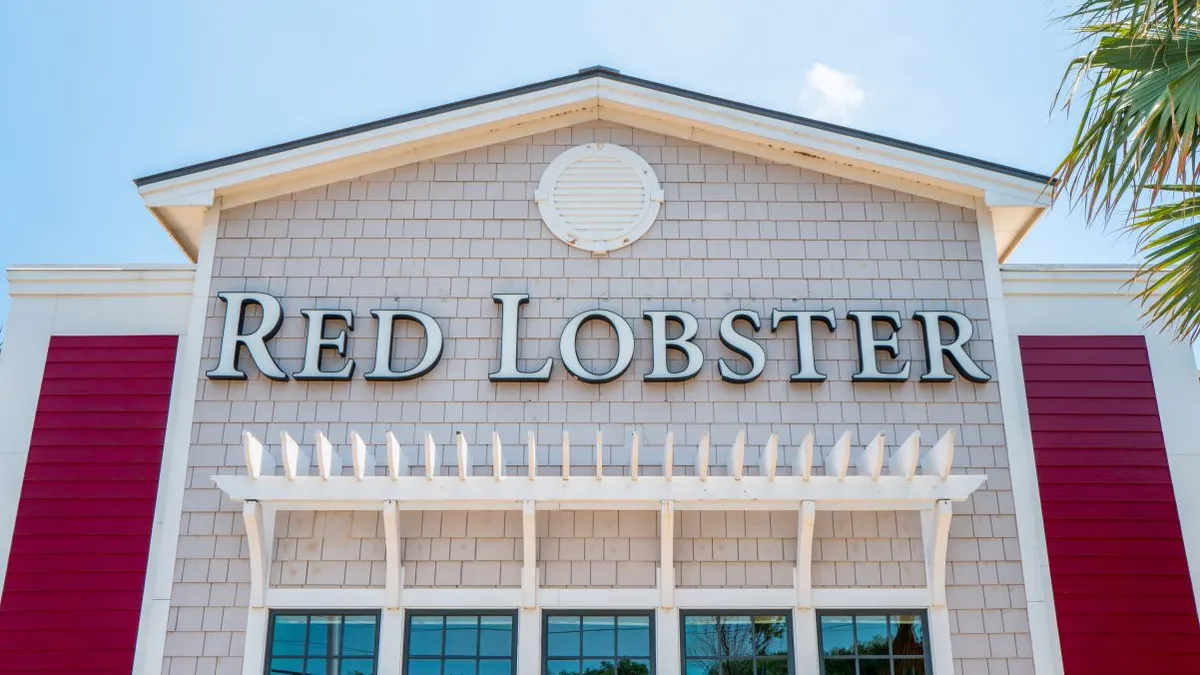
215,428,983,675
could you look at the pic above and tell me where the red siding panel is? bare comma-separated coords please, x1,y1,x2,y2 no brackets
1020,335,1200,674
0,335,178,673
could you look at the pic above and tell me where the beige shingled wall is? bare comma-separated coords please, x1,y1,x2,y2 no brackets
167,120,1032,675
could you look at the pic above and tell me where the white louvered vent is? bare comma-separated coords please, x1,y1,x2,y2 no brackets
535,143,664,254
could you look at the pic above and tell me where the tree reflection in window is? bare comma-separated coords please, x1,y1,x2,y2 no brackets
818,612,927,675
682,613,790,675
544,613,653,675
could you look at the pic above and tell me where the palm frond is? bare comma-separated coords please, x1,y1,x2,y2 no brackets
1129,196,1200,341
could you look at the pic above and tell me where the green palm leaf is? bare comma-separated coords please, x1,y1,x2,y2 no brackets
1055,0,1200,341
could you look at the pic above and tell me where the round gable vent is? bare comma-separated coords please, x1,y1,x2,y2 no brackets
535,143,664,254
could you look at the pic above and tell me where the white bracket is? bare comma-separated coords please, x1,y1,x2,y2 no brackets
695,434,710,480
727,430,746,480
243,431,263,479
315,431,333,480
527,431,537,480
857,433,886,480
281,431,300,480
595,430,604,480
663,432,674,481
829,431,851,479
760,434,779,480
630,430,640,480
385,432,404,479
797,432,814,480
795,500,816,608
890,431,921,480
350,431,367,480
493,432,504,480
456,432,470,480
424,432,437,479
923,499,954,607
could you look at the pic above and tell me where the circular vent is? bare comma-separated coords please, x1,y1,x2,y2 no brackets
535,143,664,254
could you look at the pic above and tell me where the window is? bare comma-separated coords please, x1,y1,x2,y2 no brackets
266,612,379,675
681,612,791,675
544,611,654,675
404,612,517,675
817,612,928,675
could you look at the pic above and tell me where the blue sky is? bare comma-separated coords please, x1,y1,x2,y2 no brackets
0,1,1142,330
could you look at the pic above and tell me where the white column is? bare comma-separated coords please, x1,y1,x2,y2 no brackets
928,606,954,675
518,608,541,675
793,608,819,675
243,607,271,675
377,608,404,675
657,607,680,675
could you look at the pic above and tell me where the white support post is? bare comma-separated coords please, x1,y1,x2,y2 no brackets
378,608,404,675
350,432,367,480
281,431,299,480
315,431,333,479
242,608,270,675
928,606,954,675
656,607,680,675
386,432,404,479
793,608,819,675
923,499,953,606
696,434,710,480
659,500,675,609
518,608,541,675
242,501,266,607
521,500,537,609
383,500,402,609
663,432,674,481
795,500,816,608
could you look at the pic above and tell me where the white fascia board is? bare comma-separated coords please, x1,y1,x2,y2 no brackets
1000,265,1145,298
7,265,196,297
595,79,1052,208
135,78,602,206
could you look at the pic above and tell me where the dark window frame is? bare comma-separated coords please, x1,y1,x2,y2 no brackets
815,609,931,675
402,609,520,675
263,609,382,675
542,608,657,675
679,608,795,675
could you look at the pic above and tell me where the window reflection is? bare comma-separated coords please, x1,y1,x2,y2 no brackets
266,612,379,675
544,613,653,675
404,613,515,675
681,613,790,675
817,612,927,675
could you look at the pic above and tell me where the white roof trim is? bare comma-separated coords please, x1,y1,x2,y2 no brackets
137,71,1051,261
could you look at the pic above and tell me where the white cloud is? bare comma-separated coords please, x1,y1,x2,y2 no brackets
800,63,864,125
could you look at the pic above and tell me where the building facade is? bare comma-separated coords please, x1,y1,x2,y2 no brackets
0,67,1197,675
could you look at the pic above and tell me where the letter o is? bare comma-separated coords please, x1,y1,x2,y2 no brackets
559,309,635,384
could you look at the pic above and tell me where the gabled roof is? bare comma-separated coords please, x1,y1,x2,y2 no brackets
136,66,1052,261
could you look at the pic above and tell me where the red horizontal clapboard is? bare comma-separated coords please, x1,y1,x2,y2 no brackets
0,335,178,674
1020,334,1200,674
